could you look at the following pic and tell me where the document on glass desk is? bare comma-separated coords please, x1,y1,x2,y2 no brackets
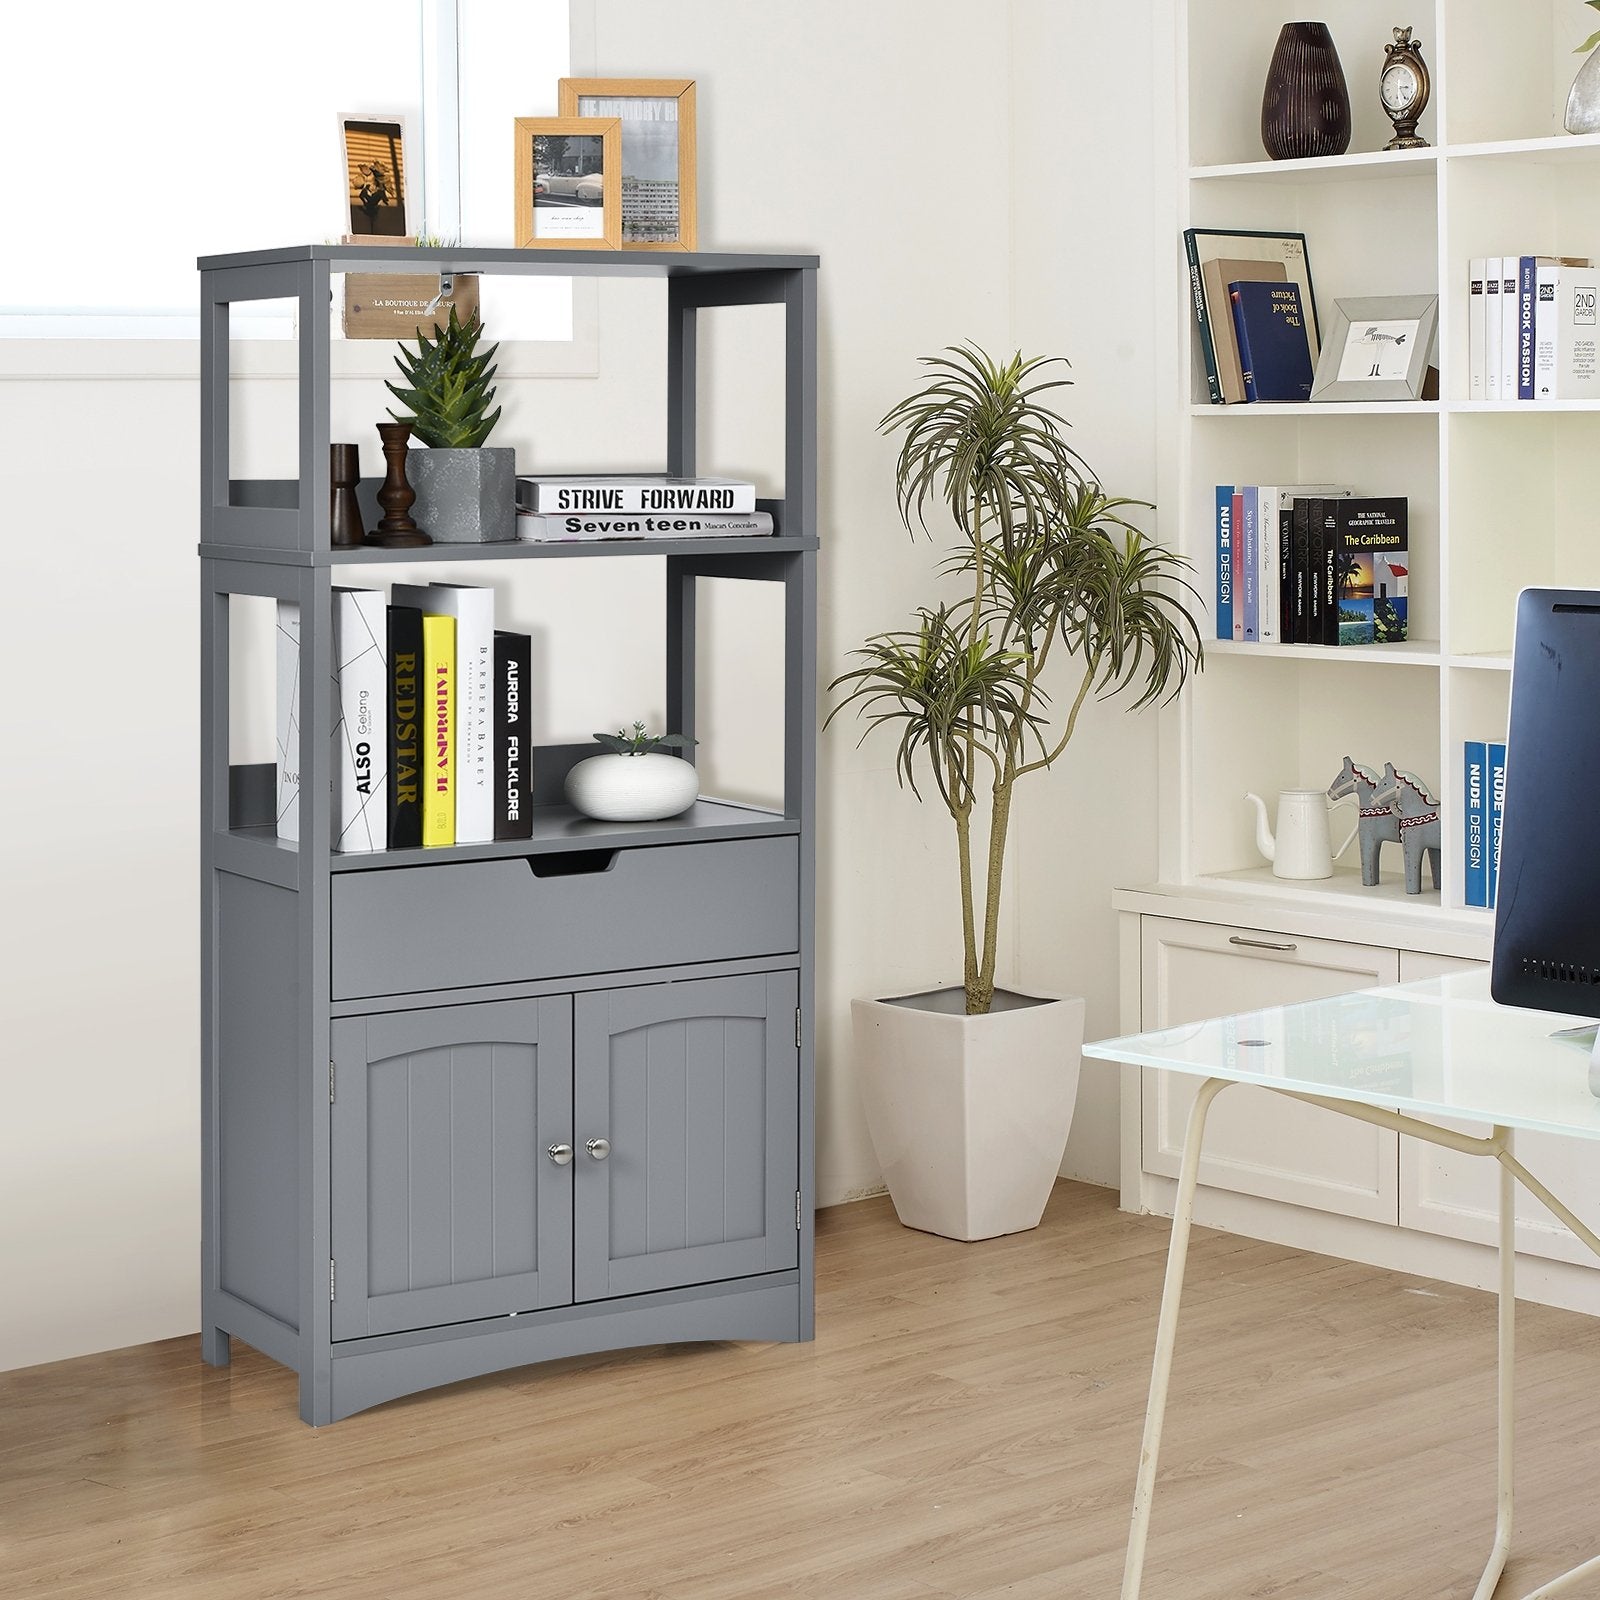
1083,970,1600,1600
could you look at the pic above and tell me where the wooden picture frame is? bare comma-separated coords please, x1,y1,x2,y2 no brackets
1310,294,1439,403
558,78,697,252
513,116,623,251
338,112,414,240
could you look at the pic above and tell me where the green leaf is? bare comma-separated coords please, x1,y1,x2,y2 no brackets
1579,26,1600,53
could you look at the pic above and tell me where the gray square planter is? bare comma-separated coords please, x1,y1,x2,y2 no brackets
410,446,517,543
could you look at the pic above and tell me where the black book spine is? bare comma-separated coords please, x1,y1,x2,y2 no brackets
386,605,424,849
1292,498,1316,645
494,631,533,841
1279,500,1296,644
1320,500,1340,646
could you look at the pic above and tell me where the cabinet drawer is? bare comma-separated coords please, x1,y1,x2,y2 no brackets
332,837,799,1000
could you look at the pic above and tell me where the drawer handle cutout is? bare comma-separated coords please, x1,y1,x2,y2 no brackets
1228,935,1298,953
528,849,619,878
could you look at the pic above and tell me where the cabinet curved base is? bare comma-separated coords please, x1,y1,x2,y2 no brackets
207,1273,807,1425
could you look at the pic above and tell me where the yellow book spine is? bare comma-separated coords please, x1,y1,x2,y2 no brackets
421,614,455,847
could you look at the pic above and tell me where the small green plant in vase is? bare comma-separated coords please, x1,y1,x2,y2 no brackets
565,722,700,823
833,342,1204,1241
1568,1,1600,132
385,305,516,541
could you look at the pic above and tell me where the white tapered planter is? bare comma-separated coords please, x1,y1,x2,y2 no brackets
851,987,1085,1242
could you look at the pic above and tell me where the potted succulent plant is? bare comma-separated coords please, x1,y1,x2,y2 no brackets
565,722,699,822
386,304,514,542
832,344,1204,1241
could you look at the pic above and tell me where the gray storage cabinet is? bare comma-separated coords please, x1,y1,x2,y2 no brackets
198,244,819,1424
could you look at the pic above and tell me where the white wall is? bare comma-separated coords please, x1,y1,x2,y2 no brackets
0,0,1160,1371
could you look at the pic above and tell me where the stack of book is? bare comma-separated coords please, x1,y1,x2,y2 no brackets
1462,738,1508,910
516,473,774,541
1467,255,1600,402
1183,226,1321,405
1213,487,1409,646
275,584,533,852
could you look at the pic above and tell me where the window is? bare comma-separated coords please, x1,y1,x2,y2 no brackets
0,0,571,342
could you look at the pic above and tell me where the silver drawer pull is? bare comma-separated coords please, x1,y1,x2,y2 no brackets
1228,935,1298,953
585,1138,611,1161
547,1143,574,1166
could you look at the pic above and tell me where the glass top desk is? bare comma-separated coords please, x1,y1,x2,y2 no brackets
1083,971,1600,1600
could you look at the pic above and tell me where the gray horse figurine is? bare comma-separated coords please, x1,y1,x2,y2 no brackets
1327,756,1401,887
1369,762,1442,895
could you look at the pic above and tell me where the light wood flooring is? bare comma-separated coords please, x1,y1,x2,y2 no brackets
5,1182,1600,1599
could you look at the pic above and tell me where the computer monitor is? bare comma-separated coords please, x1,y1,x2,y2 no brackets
1490,587,1600,1091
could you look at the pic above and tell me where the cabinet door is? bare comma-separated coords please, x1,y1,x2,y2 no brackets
331,997,574,1339
1396,952,1600,1268
573,972,799,1302
1141,917,1400,1221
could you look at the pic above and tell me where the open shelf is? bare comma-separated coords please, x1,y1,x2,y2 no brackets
203,534,818,569
1194,864,1449,918
1190,147,1438,185
1206,638,1441,666
1190,401,1441,418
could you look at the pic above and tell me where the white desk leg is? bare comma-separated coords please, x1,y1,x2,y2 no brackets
1122,1075,1229,1600
1474,1128,1515,1600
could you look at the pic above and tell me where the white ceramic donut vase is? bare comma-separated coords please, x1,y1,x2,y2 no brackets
563,752,699,822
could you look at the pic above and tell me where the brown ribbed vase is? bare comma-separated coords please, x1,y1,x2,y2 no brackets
1261,22,1351,161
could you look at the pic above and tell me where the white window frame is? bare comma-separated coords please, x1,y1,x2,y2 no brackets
0,0,596,380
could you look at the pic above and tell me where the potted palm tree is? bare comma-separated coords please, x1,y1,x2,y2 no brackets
833,345,1204,1240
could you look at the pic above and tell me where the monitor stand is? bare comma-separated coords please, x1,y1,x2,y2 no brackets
1551,1023,1600,1096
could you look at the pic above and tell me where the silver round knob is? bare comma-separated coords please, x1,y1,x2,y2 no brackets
585,1138,611,1161
547,1143,574,1166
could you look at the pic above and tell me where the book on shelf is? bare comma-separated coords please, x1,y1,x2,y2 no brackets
1499,257,1519,406
1272,485,1351,644
1545,262,1600,400
275,601,301,842
1231,488,1245,640
386,604,424,850
1487,740,1507,909
1239,487,1258,641
1182,227,1320,406
393,583,494,845
1315,497,1408,646
517,509,775,542
516,474,757,515
1468,259,1487,404
332,587,387,853
421,613,456,848
494,631,533,841
1229,280,1314,403
1200,256,1286,404
1463,739,1488,909
1213,485,1233,640
1484,263,1502,402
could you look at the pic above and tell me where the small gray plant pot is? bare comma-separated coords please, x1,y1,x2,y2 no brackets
409,446,517,543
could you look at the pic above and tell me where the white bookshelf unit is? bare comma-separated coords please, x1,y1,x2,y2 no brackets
1117,0,1600,1311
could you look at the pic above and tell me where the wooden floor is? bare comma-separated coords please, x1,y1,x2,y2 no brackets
6,1184,1600,1599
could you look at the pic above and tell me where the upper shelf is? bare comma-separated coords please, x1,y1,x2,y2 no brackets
1189,132,1600,185
197,244,820,277
199,533,820,568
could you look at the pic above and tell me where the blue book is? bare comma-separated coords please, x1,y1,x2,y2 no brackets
1488,741,1508,908
1518,257,1537,402
1215,485,1233,640
1464,740,1487,909
1240,487,1258,642
1230,280,1314,402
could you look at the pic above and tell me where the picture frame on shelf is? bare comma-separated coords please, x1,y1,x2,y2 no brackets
338,112,413,239
513,116,623,251
1310,294,1439,403
557,78,697,251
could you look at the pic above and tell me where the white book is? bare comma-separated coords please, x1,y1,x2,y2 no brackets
1484,260,1502,402
517,509,775,542
1534,258,1591,402
1499,256,1520,404
517,475,757,515
1467,258,1487,403
1256,486,1280,644
1556,264,1600,400
332,588,388,853
392,582,495,843
275,600,301,843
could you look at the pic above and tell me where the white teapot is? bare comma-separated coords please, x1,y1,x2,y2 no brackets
1244,788,1358,880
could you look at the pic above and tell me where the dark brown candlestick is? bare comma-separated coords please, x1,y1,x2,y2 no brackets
370,422,431,547
330,443,365,549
